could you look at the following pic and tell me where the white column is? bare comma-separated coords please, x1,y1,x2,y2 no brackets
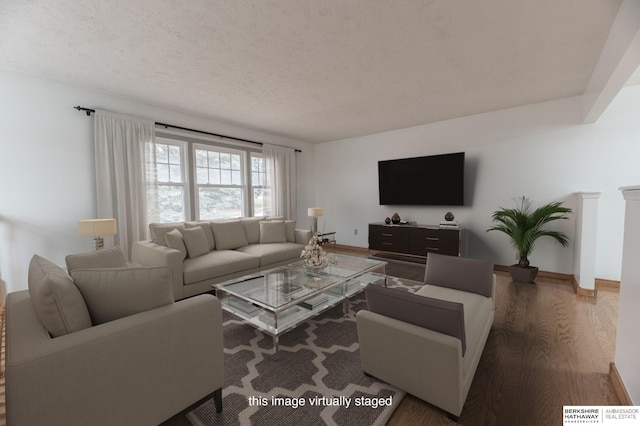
615,185,640,404
573,192,601,291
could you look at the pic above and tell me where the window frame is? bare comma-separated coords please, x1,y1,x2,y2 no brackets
250,152,271,217
147,137,190,223
192,143,248,220
147,131,273,222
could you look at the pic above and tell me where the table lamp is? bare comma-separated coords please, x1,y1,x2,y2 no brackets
308,208,323,236
78,218,117,250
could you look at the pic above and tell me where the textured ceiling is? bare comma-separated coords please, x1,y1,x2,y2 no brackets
0,0,624,143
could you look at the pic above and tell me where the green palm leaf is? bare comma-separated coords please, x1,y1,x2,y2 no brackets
487,196,572,266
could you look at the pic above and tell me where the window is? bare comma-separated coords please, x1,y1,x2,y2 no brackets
194,145,246,220
146,136,277,222
251,153,271,217
146,139,189,222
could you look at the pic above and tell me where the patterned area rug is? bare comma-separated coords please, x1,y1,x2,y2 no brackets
187,277,423,426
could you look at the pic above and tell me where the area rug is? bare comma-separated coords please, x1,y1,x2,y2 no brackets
187,277,423,426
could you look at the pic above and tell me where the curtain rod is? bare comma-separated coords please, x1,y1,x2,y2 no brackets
74,106,302,153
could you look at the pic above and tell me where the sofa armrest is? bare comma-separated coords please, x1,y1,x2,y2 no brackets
356,309,464,416
132,240,185,300
295,229,312,244
6,290,223,426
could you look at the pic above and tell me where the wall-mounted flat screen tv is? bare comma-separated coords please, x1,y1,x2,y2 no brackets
378,152,465,205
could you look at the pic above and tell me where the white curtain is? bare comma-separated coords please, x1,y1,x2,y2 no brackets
94,110,157,259
263,144,297,219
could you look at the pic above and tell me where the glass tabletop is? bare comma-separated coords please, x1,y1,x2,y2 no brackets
215,267,343,311
289,253,387,279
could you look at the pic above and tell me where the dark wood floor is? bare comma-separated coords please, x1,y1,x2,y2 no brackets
3,249,617,426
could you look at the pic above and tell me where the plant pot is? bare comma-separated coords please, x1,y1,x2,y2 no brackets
509,265,539,283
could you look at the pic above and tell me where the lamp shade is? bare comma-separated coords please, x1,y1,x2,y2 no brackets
78,219,117,237
308,208,323,217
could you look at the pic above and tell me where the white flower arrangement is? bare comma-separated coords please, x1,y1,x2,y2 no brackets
300,236,328,268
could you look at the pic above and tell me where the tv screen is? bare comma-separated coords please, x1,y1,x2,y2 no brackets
378,152,465,206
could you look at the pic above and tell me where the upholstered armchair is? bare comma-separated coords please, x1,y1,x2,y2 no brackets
356,253,495,420
6,247,224,425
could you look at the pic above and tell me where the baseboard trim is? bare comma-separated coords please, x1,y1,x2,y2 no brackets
570,275,598,299
610,362,633,405
596,278,621,292
495,265,574,282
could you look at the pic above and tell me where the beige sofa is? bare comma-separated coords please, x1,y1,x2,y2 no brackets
6,250,224,426
356,253,495,420
132,217,312,300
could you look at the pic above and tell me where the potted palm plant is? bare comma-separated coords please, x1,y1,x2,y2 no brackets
487,196,572,282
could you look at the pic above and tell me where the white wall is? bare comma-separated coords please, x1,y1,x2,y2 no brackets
315,85,640,280
0,71,314,296
616,186,640,403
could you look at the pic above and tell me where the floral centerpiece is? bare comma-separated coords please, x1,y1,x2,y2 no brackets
300,236,328,268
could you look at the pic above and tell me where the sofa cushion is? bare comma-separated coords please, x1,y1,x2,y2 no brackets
241,217,265,245
183,227,210,258
185,221,215,250
71,267,174,325
65,246,128,274
365,283,466,355
285,220,296,243
236,243,303,267
183,250,260,284
149,222,185,246
424,253,494,298
28,255,92,337
260,221,287,244
210,220,249,250
165,229,187,260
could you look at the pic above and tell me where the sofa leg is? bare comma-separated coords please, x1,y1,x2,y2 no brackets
213,388,223,413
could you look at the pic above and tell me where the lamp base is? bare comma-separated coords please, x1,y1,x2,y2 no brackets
94,237,104,250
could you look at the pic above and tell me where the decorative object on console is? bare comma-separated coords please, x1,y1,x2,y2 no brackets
300,235,328,268
385,217,391,224
487,196,572,283
308,207,323,235
391,212,401,224
445,211,455,221
78,218,117,250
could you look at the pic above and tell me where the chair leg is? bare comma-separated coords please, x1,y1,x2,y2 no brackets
213,388,223,413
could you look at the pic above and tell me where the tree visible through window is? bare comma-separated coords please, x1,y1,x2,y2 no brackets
146,139,273,222
195,145,245,219
146,140,188,222
251,154,271,217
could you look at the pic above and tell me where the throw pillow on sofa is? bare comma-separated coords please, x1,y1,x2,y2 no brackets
149,222,186,246
165,229,188,260
65,246,128,274
71,266,174,325
211,220,249,250
260,221,287,244
185,221,215,250
182,227,210,258
240,217,265,245
364,283,467,355
28,255,92,337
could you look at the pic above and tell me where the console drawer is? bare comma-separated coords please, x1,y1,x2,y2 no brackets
408,228,460,256
369,224,409,253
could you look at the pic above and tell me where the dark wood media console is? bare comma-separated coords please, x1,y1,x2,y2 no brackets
368,222,461,257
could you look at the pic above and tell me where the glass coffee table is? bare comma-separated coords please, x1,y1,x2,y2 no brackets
214,254,386,354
